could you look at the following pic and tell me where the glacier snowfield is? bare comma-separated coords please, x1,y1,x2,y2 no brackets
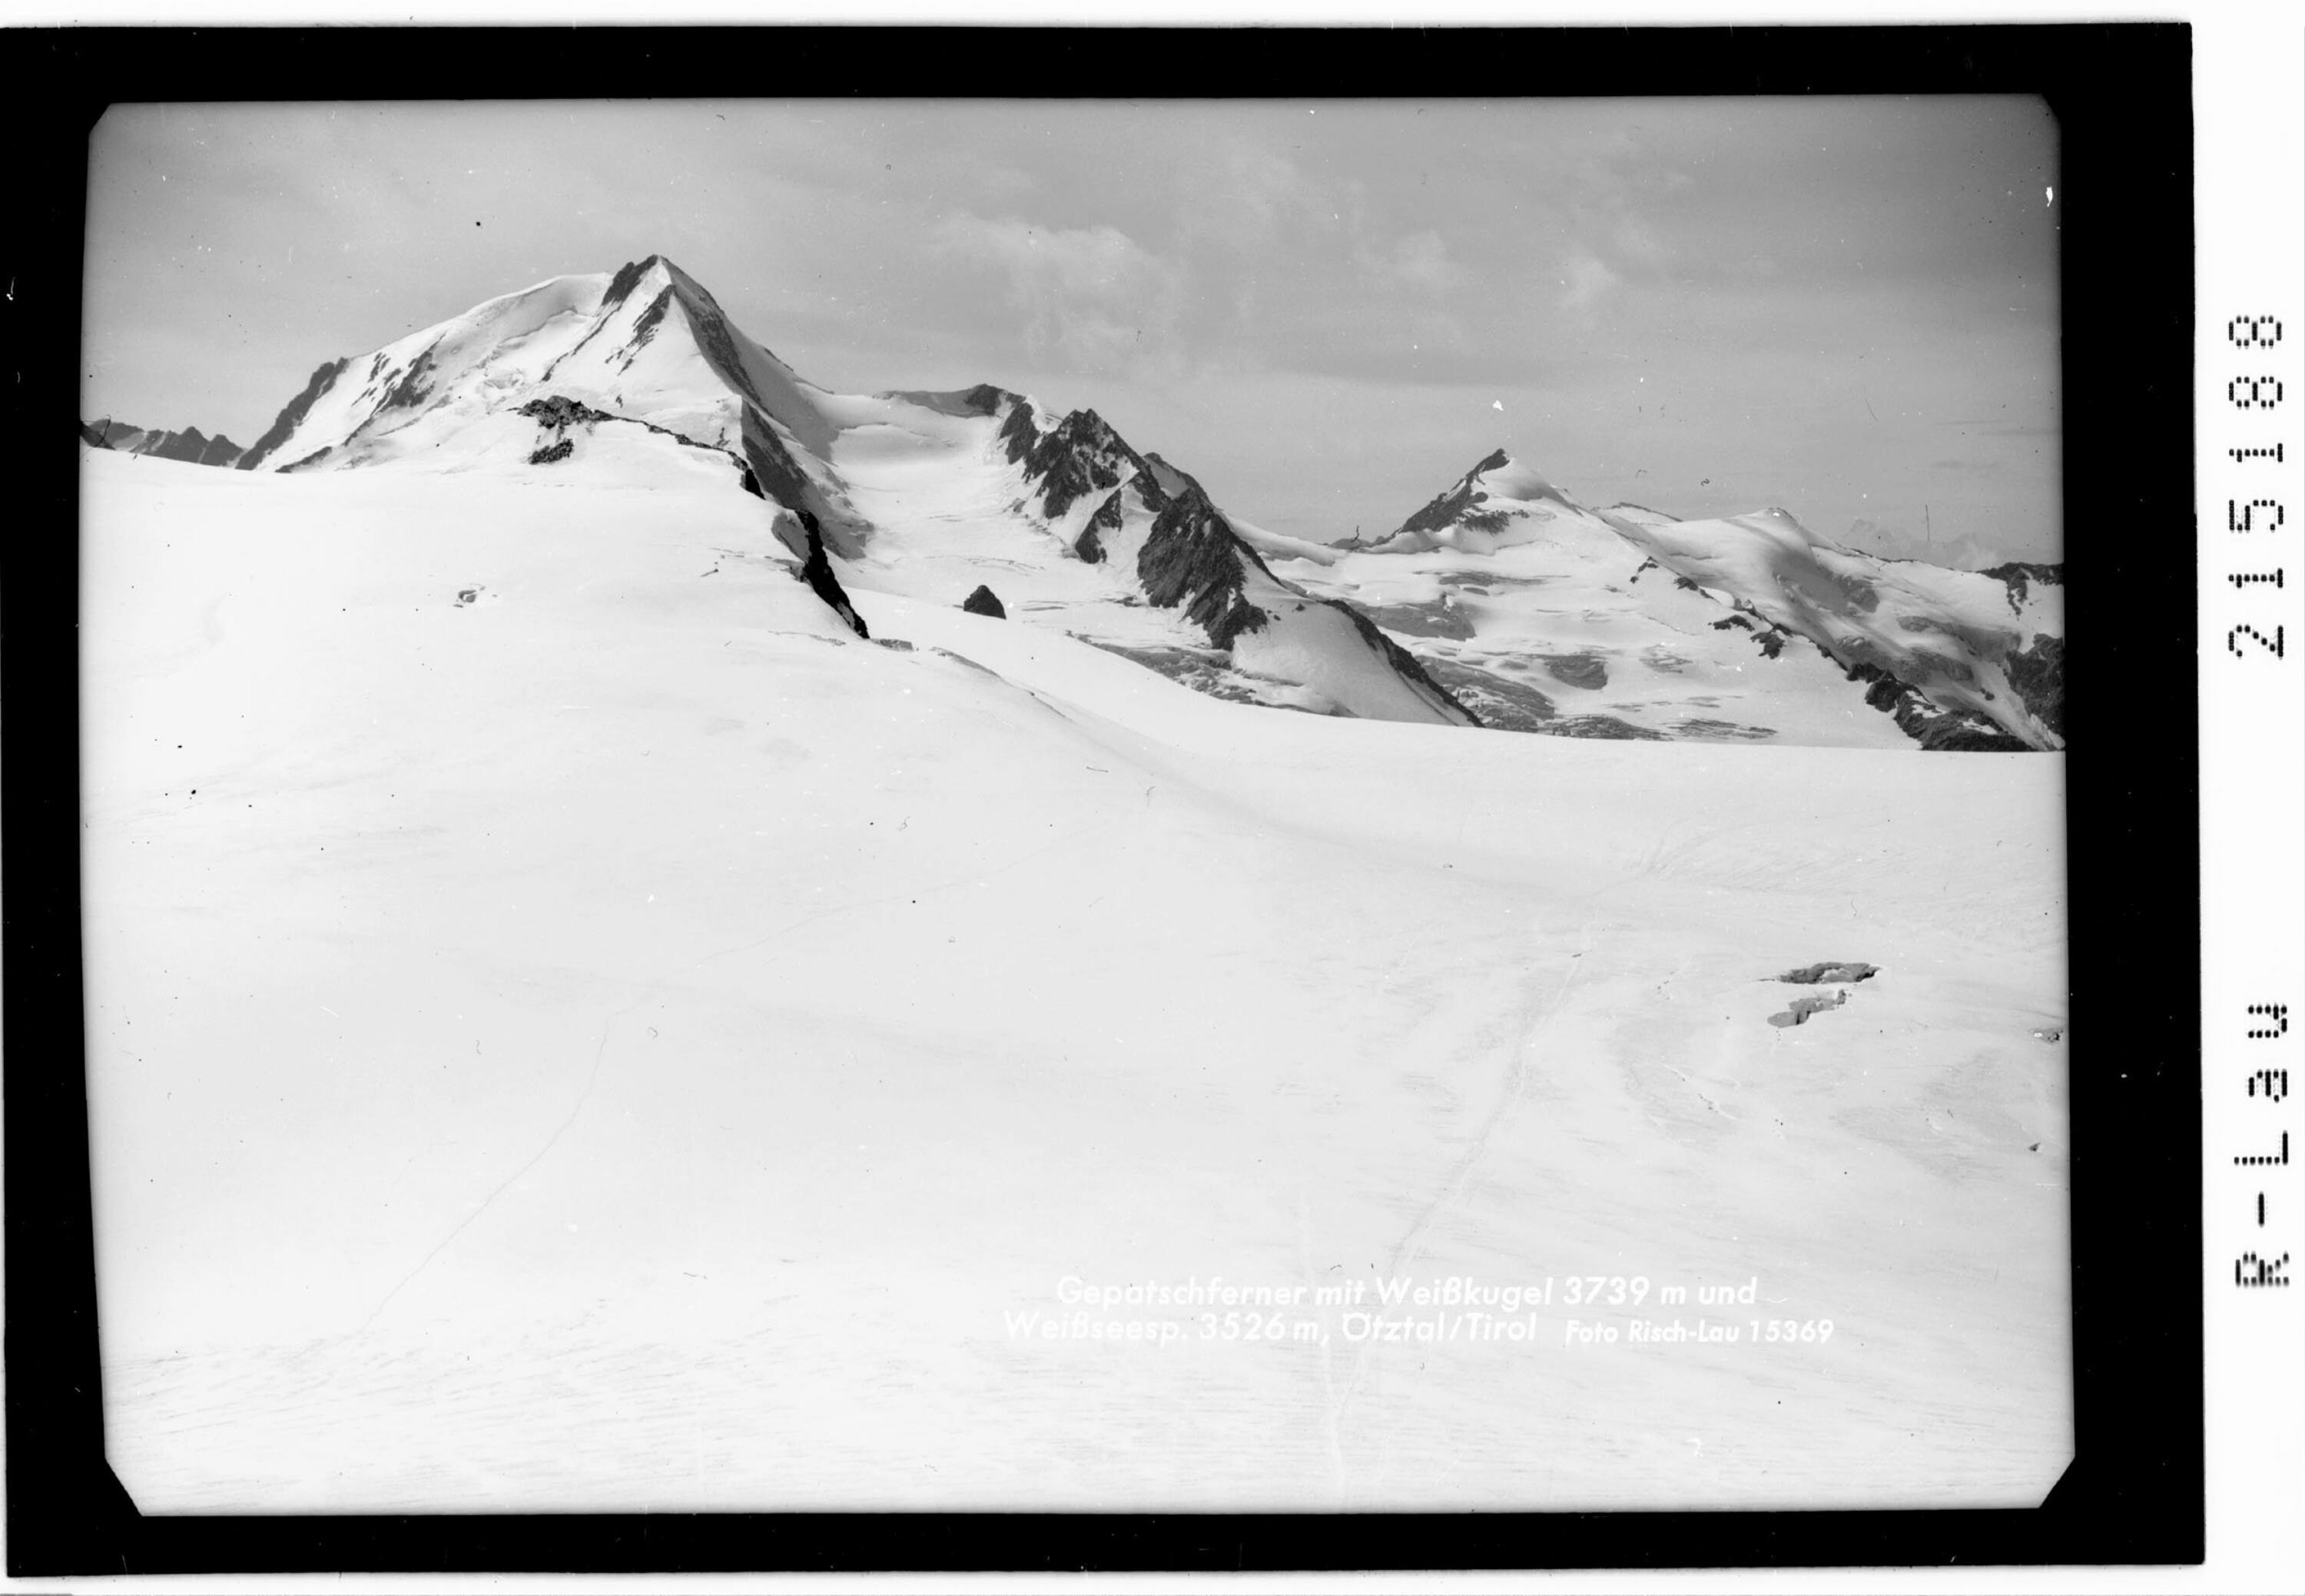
82,447,2068,1511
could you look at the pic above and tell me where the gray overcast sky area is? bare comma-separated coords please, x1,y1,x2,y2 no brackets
85,98,2060,564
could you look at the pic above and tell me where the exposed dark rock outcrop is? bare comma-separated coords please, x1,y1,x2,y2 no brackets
541,256,656,382
81,419,244,466
145,426,242,466
1841,659,2031,751
794,510,868,639
994,395,1040,460
1137,483,1268,649
1780,961,1878,984
1769,990,1849,1028
377,345,439,413
1540,652,1610,691
2002,633,2064,740
740,408,842,546
190,430,245,467
658,266,824,447
599,254,657,314
1001,402,1149,523
626,286,673,357
1076,489,1123,564
1978,560,2065,614
239,356,350,470
519,394,612,430
962,585,1007,619
993,393,1479,725
1395,447,1512,540
516,393,759,496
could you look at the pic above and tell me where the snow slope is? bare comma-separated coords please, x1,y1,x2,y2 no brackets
212,262,2061,751
227,260,1468,727
1295,450,2065,749
823,385,1475,726
83,446,2069,1511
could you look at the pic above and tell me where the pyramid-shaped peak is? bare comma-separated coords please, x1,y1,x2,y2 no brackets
600,254,677,310
1465,450,1563,504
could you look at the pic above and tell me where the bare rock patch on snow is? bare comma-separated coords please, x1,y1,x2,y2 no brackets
1769,990,1849,1028
1780,961,1879,984
1539,652,1610,691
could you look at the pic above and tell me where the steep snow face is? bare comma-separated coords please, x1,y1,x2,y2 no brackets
1605,507,2065,750
1302,451,2063,750
83,450,2070,1511
232,257,863,539
237,271,613,471
814,383,1477,727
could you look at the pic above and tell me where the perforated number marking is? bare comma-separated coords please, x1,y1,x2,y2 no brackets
2230,316,2284,347
2230,570,2287,589
2230,376,2286,409
2227,624,2287,658
2249,1002,2292,1039
2237,1253,2291,1288
2230,499,2287,532
2236,1133,2291,1168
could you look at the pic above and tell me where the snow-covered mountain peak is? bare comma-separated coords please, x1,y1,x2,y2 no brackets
234,254,834,476
1355,447,1614,558
212,260,1481,727
1465,449,1568,506
1272,449,2065,751
186,260,2060,750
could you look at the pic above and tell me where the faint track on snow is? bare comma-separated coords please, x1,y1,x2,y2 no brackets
1381,923,1595,1284
345,811,1117,1342
1319,916,1597,1497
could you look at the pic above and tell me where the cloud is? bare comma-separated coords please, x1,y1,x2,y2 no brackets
934,211,1186,376
1556,249,1620,310
1360,228,1464,297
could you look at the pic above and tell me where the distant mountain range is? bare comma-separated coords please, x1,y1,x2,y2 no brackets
82,255,2062,749
81,417,244,467
1297,449,2063,749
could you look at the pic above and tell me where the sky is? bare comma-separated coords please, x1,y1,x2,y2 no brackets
84,98,2060,564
